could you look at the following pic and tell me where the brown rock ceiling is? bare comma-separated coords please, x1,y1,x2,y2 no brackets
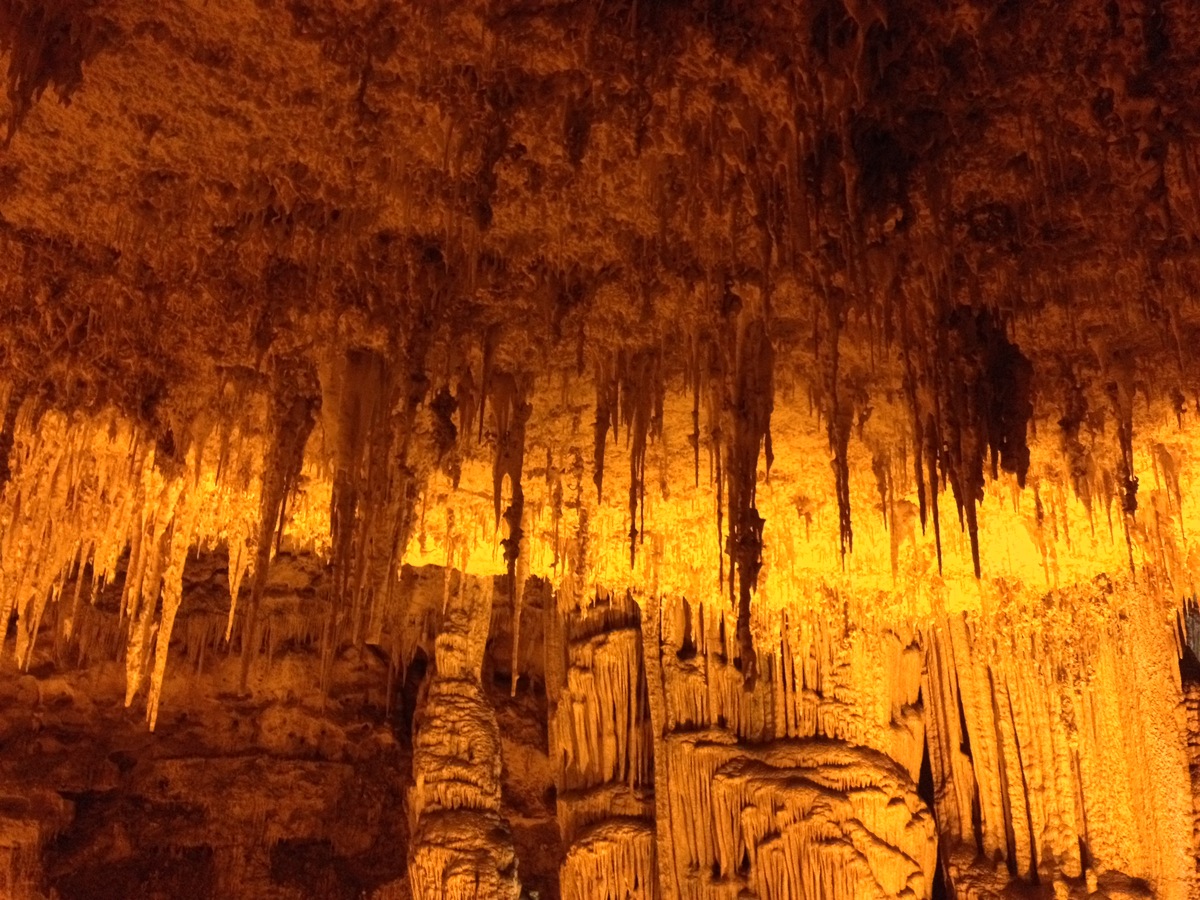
2,0,1199,409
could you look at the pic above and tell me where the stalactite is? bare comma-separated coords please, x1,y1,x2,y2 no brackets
824,295,854,559
224,513,253,643
488,370,532,688
1107,350,1140,570
923,417,944,572
478,325,501,445
358,339,431,646
322,347,387,669
239,360,319,691
593,351,618,502
952,310,1033,576
620,349,663,567
589,347,663,566
723,312,773,688
686,338,703,489
901,305,1034,578
144,477,199,730
1058,379,1096,519
430,384,461,487
456,364,477,462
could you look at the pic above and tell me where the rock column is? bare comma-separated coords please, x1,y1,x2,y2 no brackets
408,575,521,899
645,595,936,900
548,592,657,900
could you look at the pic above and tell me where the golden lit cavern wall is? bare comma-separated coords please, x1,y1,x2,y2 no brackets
9,362,1200,731
3,361,1200,898
927,589,1195,899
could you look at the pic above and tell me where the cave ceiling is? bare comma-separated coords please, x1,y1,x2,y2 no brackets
2,0,1197,402
3,0,1200,692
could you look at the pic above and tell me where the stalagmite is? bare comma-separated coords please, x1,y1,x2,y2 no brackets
408,574,521,899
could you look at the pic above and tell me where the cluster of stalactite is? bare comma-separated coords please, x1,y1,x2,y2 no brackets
591,348,665,569
323,339,435,689
677,294,776,690
899,306,1035,579
0,0,114,143
0,238,1191,728
928,580,1196,899
6,0,1200,623
237,359,320,691
487,368,532,663
1,351,1191,739
0,375,271,729
0,338,476,727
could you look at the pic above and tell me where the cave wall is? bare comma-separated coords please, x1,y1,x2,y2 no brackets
3,368,1200,897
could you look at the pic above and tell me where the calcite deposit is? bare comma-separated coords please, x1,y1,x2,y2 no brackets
3,0,1200,897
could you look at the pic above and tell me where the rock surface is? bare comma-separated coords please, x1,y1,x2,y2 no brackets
4,1,1200,898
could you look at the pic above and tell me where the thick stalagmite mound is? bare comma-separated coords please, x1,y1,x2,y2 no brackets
3,0,1200,898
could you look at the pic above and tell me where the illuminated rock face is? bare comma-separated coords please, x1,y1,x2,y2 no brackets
644,595,935,899
2,373,1200,900
927,595,1195,900
0,399,1198,900
665,735,936,900
6,0,1200,897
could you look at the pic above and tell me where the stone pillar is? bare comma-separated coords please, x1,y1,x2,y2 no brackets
646,596,935,900
408,575,520,899
548,592,657,900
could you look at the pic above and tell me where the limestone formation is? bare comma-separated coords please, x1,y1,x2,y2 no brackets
549,592,656,898
5,0,1200,897
408,574,521,900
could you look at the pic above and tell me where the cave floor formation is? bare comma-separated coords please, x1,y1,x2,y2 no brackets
2,547,1198,898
